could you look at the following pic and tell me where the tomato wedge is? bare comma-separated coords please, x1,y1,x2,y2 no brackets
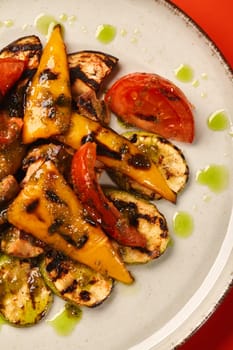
0,58,26,101
71,141,147,248
105,72,195,143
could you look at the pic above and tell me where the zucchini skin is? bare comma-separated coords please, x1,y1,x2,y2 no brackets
41,250,114,308
0,254,53,326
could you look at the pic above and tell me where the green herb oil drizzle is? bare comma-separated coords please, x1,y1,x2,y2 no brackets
207,109,229,131
196,164,229,193
96,24,117,44
172,211,194,238
47,303,82,336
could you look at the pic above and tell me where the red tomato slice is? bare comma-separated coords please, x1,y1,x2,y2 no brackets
105,72,195,143
0,58,26,100
71,141,147,248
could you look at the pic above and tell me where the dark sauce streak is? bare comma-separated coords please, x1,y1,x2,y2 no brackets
96,142,122,161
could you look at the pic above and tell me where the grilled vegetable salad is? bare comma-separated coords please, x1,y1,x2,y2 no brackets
0,25,194,327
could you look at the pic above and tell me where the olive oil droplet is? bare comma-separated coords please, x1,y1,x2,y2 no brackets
34,14,59,36
173,211,194,238
196,164,229,193
207,109,229,131
174,64,194,83
96,24,117,44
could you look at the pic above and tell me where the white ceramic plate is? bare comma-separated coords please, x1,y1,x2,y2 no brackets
0,0,233,349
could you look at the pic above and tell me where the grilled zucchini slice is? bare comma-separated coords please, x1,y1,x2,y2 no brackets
41,250,114,307
0,254,53,326
104,187,170,264
108,131,189,200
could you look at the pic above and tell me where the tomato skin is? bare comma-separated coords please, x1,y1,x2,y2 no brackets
71,141,147,248
0,58,26,100
105,72,195,143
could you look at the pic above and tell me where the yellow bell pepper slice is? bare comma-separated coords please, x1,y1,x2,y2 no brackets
23,24,71,144
7,161,133,284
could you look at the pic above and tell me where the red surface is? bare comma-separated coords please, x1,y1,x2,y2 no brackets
170,1,233,349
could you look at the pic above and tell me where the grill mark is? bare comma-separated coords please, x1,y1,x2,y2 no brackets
96,142,122,160
45,190,67,205
79,290,91,301
128,153,151,169
26,198,40,213
61,279,78,295
6,42,42,53
69,67,100,91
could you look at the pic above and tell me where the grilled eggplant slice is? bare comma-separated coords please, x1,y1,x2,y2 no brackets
7,160,133,284
0,254,53,326
104,187,170,264
0,35,42,117
1,226,45,258
23,25,72,143
41,250,113,307
68,50,118,125
108,131,189,200
68,50,118,96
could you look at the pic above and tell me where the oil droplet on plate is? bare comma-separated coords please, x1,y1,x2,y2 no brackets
172,211,194,238
96,24,117,44
34,13,59,36
174,64,194,83
207,109,229,131
47,304,82,336
196,164,229,193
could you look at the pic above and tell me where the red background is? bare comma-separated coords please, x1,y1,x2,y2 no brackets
170,1,233,349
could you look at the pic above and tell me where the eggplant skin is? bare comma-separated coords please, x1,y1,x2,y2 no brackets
41,250,114,308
